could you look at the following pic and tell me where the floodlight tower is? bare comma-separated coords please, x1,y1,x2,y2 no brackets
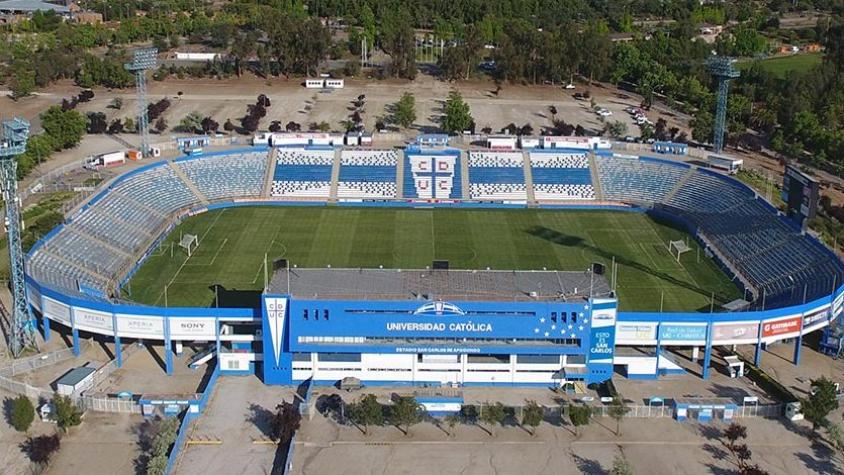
124,48,158,157
707,56,740,154
0,117,37,357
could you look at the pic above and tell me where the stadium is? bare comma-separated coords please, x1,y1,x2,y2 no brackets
22,133,844,387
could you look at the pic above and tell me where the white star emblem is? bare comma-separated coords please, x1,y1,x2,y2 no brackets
551,325,556,330
544,332,549,337
568,325,573,330
540,317,545,323
579,326,584,331
534,328,539,333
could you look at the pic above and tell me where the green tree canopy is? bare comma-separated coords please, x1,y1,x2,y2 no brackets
441,90,473,134
392,93,416,129
10,395,35,432
40,106,86,150
802,376,839,431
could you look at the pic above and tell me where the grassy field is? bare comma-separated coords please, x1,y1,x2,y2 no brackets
737,53,822,77
124,206,742,311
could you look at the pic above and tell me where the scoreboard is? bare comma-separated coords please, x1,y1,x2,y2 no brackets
781,164,820,228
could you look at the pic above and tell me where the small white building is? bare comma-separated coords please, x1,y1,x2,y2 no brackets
487,135,518,150
55,366,96,396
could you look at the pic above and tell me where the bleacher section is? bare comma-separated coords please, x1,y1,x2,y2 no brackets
337,149,398,199
467,151,527,201
529,151,595,200
596,155,844,306
27,151,271,296
25,145,844,310
404,149,462,200
271,148,334,198
178,151,267,200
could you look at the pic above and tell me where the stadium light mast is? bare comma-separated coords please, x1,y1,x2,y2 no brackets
707,56,740,154
124,48,158,157
0,118,38,357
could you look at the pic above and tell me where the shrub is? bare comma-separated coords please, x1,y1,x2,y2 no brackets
10,396,35,432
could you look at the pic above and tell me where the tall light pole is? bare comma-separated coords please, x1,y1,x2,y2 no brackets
1,118,37,357
124,48,158,157
708,56,740,154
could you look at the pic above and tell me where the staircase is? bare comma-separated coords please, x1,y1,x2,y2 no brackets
169,162,209,204
460,152,471,200
329,147,342,202
262,148,277,197
663,168,695,203
522,151,536,204
395,148,405,199
588,152,604,201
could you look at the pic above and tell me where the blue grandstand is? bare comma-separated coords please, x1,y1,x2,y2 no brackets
337,149,398,199
467,151,526,201
530,150,595,200
271,148,334,198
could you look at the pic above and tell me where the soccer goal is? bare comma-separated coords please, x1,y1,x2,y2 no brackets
179,233,199,257
669,239,691,262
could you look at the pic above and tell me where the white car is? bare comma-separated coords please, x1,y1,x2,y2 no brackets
597,109,613,117
564,83,576,90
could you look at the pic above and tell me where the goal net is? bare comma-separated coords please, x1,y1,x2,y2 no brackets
669,240,691,262
179,233,199,257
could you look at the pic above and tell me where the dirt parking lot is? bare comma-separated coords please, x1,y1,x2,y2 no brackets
174,374,300,475
293,409,832,475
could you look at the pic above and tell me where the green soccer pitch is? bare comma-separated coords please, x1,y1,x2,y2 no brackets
123,206,743,311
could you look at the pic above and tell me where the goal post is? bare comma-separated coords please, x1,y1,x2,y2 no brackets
179,233,199,257
669,239,691,263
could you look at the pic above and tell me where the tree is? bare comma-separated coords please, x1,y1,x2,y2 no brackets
285,121,301,132
444,414,460,438
380,6,417,79
802,376,839,431
9,67,36,100
568,405,591,435
20,434,60,466
392,93,416,129
348,394,382,435
201,117,219,134
154,117,168,134
608,396,630,436
179,112,204,133
52,393,82,432
86,112,108,134
123,117,135,133
109,97,123,110
40,106,86,150
521,400,543,436
479,402,506,435
107,119,124,135
611,454,634,475
389,396,423,436
441,90,473,134
223,119,235,133
269,121,283,133
606,121,628,139
269,401,301,444
10,395,35,432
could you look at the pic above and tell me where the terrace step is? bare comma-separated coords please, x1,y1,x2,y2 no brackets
262,148,277,198
663,168,694,203
588,152,603,201
460,151,470,200
329,147,341,202
395,149,405,199
522,151,536,204
170,161,209,204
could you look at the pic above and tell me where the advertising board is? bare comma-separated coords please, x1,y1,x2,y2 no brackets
711,322,759,343
116,314,164,339
73,307,113,333
761,316,802,338
169,317,217,339
802,307,830,329
43,297,71,325
615,322,657,342
659,324,707,343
